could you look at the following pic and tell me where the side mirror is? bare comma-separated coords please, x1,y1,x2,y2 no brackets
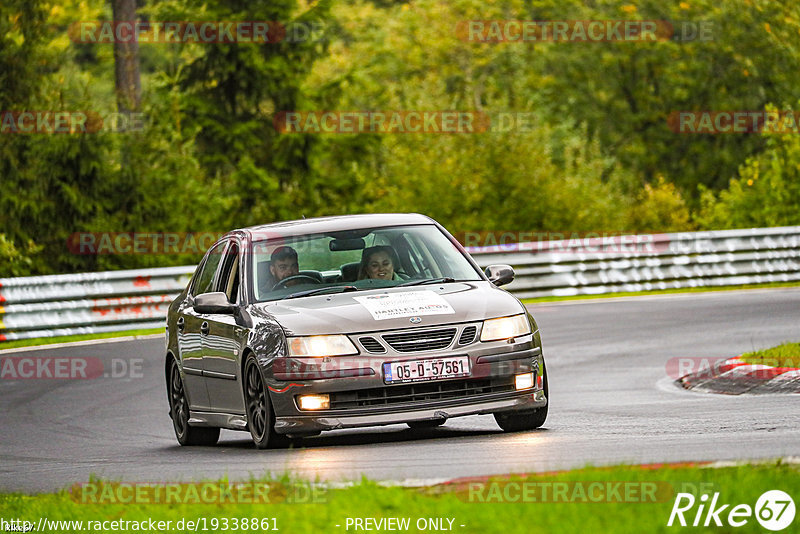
485,264,515,287
194,292,235,314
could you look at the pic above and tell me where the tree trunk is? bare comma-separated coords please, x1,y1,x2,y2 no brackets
112,0,140,113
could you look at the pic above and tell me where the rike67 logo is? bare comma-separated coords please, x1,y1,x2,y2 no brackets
668,490,795,531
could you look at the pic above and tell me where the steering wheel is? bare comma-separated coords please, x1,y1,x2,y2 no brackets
271,274,322,291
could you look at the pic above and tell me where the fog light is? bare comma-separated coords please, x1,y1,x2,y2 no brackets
298,394,330,411
515,372,534,390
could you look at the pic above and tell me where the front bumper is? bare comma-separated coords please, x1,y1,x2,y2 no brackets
274,388,546,434
267,337,546,435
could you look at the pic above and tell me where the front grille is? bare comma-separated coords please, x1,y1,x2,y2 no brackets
458,326,477,345
359,336,385,353
382,327,457,352
328,376,516,410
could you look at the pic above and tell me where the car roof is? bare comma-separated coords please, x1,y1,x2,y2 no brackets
238,213,436,241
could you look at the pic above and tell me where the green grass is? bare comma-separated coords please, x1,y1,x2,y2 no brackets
740,342,800,369
522,281,800,304
0,328,163,350
1,462,798,533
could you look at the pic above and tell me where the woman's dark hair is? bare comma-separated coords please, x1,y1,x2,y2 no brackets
357,245,400,280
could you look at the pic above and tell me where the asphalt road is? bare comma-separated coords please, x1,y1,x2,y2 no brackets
2,288,799,493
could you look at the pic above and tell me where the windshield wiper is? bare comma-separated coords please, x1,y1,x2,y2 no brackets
281,285,359,300
398,277,456,287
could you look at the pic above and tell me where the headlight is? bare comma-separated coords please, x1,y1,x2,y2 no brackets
480,314,531,342
287,335,359,357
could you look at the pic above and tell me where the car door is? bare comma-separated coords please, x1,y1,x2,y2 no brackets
200,239,248,414
177,241,227,411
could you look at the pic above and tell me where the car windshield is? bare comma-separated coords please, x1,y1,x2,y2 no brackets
250,224,482,302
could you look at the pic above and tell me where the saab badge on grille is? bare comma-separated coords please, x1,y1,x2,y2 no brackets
409,316,422,324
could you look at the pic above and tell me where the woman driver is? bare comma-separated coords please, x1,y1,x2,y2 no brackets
358,246,401,280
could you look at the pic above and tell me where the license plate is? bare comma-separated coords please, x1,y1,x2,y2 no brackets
383,355,470,384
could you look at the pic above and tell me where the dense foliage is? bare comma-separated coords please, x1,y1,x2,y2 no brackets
1,0,799,275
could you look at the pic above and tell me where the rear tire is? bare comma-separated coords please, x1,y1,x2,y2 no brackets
168,360,220,446
407,419,446,429
244,354,290,449
494,360,549,432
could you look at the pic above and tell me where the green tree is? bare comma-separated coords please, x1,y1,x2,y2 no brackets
0,0,117,275
145,0,336,227
529,0,800,194
697,125,800,229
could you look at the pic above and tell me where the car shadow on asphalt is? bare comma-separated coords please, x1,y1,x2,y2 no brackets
214,424,549,450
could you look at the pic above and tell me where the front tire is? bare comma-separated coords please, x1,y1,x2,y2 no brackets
168,360,220,446
494,360,549,432
244,354,289,449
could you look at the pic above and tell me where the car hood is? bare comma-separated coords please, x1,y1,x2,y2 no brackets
248,282,525,336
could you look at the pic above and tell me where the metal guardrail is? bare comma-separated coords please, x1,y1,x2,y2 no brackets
0,266,194,342
1,226,798,342
468,225,800,299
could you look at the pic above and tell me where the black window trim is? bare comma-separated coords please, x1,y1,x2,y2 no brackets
190,239,229,297
214,238,242,304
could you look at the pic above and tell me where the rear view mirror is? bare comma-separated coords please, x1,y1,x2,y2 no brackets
194,292,235,314
485,264,515,287
330,238,365,251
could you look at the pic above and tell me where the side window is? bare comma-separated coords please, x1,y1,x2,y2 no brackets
396,233,435,278
217,243,240,303
192,241,226,296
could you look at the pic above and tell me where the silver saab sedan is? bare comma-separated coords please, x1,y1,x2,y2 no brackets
165,213,549,448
